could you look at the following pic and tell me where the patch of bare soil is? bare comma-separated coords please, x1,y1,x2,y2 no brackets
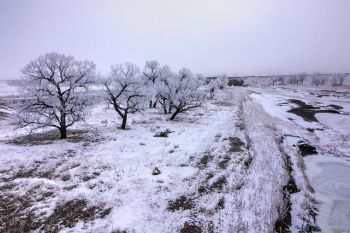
154,128,173,137
228,137,245,152
180,222,203,233
0,194,111,233
297,142,317,156
287,99,340,122
6,129,94,146
209,176,227,191
197,151,213,169
218,155,231,169
167,195,195,211
0,151,110,232
43,199,111,232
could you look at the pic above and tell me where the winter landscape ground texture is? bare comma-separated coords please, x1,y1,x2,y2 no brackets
0,80,349,233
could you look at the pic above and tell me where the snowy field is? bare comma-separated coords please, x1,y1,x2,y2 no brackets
0,80,350,232
249,85,350,233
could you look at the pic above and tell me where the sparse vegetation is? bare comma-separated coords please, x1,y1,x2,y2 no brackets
228,137,245,152
210,176,227,191
167,195,194,211
228,78,244,86
180,222,203,233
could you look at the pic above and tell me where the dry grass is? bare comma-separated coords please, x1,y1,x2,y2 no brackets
167,195,195,211
228,137,245,152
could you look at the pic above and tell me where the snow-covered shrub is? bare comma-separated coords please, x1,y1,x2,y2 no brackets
217,74,228,89
103,62,146,129
287,73,306,85
17,52,96,139
331,74,346,86
228,78,244,86
271,77,284,85
311,73,327,86
208,79,219,98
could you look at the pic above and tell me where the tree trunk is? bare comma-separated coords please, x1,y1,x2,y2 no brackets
152,101,157,108
163,105,168,114
121,115,127,130
169,110,180,120
60,126,67,139
60,113,67,139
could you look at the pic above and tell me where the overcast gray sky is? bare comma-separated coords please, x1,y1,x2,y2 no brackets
0,0,349,79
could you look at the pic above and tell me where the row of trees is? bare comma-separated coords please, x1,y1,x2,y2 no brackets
102,61,206,129
271,73,346,86
18,53,207,139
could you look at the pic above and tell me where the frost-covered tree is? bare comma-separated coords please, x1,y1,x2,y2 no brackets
288,73,306,85
157,67,205,120
332,74,345,86
311,73,326,86
208,78,219,98
103,62,145,129
156,65,175,114
17,52,95,139
142,60,161,108
271,77,284,85
217,74,228,89
297,73,307,84
196,73,207,85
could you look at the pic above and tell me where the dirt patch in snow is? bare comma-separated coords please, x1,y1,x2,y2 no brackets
218,155,231,169
297,142,317,156
210,176,227,191
0,188,111,233
167,195,195,211
154,128,174,137
6,129,93,145
287,99,340,122
180,222,203,233
197,151,213,169
43,199,112,232
228,137,245,152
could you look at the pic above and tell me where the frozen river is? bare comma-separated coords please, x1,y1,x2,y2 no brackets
305,157,350,233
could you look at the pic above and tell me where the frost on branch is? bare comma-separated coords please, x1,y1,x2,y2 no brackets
103,62,146,130
208,78,220,98
332,73,345,86
311,73,327,86
142,60,162,108
157,67,205,120
17,52,96,139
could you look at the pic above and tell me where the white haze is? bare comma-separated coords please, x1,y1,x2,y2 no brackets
0,0,350,79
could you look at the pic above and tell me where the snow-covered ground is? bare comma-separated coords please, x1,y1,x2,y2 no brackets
305,156,350,233
249,85,350,233
1,82,349,232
